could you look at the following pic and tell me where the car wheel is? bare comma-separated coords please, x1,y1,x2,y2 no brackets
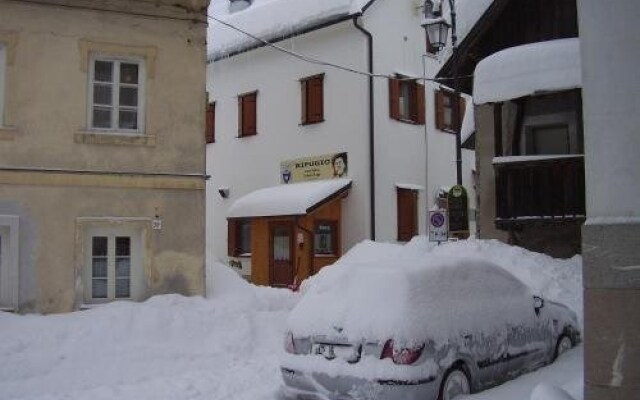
438,366,471,400
554,335,573,360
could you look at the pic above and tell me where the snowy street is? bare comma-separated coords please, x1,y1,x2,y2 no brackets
0,239,583,400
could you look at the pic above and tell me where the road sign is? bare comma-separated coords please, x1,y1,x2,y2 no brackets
429,210,449,242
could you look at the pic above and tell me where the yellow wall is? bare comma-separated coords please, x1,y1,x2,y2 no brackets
0,0,208,313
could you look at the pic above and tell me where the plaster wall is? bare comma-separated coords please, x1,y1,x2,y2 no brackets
0,0,207,175
578,1,640,398
0,183,205,313
207,22,369,267
206,0,477,272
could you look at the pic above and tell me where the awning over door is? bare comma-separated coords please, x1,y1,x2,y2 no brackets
227,179,352,219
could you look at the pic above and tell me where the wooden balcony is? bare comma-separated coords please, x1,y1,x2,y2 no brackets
494,155,585,228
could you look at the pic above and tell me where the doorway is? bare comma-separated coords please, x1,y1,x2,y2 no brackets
269,222,294,287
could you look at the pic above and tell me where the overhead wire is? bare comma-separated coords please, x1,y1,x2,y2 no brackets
208,14,472,83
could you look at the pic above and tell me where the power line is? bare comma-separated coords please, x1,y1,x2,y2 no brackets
208,14,472,83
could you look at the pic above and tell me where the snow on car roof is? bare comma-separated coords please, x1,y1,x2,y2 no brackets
474,38,582,104
227,178,352,218
289,240,535,343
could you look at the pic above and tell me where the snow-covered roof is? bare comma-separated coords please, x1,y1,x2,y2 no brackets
227,178,352,218
395,183,424,191
208,0,373,59
474,38,582,104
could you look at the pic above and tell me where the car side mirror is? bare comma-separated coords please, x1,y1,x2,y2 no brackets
533,296,544,316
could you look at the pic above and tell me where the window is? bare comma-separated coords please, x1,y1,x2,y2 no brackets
389,76,425,125
435,89,466,133
314,221,337,256
524,124,570,155
89,57,144,132
301,74,324,125
228,219,251,256
85,229,142,302
397,188,418,242
0,43,5,126
206,102,215,143
238,91,257,137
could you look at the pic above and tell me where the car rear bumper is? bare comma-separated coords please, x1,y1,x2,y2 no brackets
281,367,440,400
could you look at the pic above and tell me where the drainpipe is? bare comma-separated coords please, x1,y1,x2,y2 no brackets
352,16,376,240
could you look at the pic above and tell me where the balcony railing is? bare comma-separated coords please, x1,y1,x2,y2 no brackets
494,155,585,227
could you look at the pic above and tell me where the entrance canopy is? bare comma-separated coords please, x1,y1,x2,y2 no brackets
227,179,352,219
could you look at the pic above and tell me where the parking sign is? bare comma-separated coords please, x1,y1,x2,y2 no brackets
429,210,449,242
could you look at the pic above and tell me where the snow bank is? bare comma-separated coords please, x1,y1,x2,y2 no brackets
474,38,582,104
531,383,576,400
0,263,299,400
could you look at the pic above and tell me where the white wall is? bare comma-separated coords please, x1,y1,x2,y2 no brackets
207,21,369,267
579,1,640,218
206,0,478,269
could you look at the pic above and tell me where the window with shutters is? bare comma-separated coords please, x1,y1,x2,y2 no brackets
389,75,425,125
397,188,418,242
206,102,215,143
89,56,145,132
228,219,251,256
435,89,466,133
238,91,257,137
300,74,324,125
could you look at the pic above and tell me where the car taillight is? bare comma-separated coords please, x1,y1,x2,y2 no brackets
381,339,424,365
285,331,296,354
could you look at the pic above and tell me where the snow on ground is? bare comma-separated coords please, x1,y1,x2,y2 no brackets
0,239,582,400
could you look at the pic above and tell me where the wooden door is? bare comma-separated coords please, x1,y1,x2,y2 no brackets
269,222,294,287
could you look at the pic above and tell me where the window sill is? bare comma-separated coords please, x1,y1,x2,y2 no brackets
75,131,156,146
300,119,325,126
238,133,258,138
314,254,337,258
393,118,422,126
0,126,19,141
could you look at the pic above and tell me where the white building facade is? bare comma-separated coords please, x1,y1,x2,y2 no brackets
206,0,475,280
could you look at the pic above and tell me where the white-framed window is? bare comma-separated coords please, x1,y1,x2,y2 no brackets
0,43,6,127
88,56,145,133
84,228,144,302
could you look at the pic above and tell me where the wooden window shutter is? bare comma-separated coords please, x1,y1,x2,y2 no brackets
389,78,400,120
416,82,426,125
435,90,445,130
307,75,324,123
228,220,238,256
397,188,418,242
301,79,308,124
239,92,257,136
206,102,215,143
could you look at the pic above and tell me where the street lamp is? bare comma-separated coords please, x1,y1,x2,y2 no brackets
422,0,462,186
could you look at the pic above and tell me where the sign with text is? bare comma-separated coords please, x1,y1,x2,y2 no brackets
429,210,449,242
280,152,348,184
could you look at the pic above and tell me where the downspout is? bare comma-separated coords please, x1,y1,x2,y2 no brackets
352,16,376,240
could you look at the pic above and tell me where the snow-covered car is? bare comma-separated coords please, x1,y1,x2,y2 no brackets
280,256,580,400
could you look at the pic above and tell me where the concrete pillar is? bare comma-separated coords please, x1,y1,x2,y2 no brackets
578,1,640,399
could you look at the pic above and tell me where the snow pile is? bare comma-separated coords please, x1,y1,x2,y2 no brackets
227,178,351,218
208,0,368,58
531,383,577,400
0,263,298,400
474,38,582,104
290,240,552,344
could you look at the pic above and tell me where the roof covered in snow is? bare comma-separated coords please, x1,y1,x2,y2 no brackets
474,38,582,104
227,178,352,218
208,0,375,59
